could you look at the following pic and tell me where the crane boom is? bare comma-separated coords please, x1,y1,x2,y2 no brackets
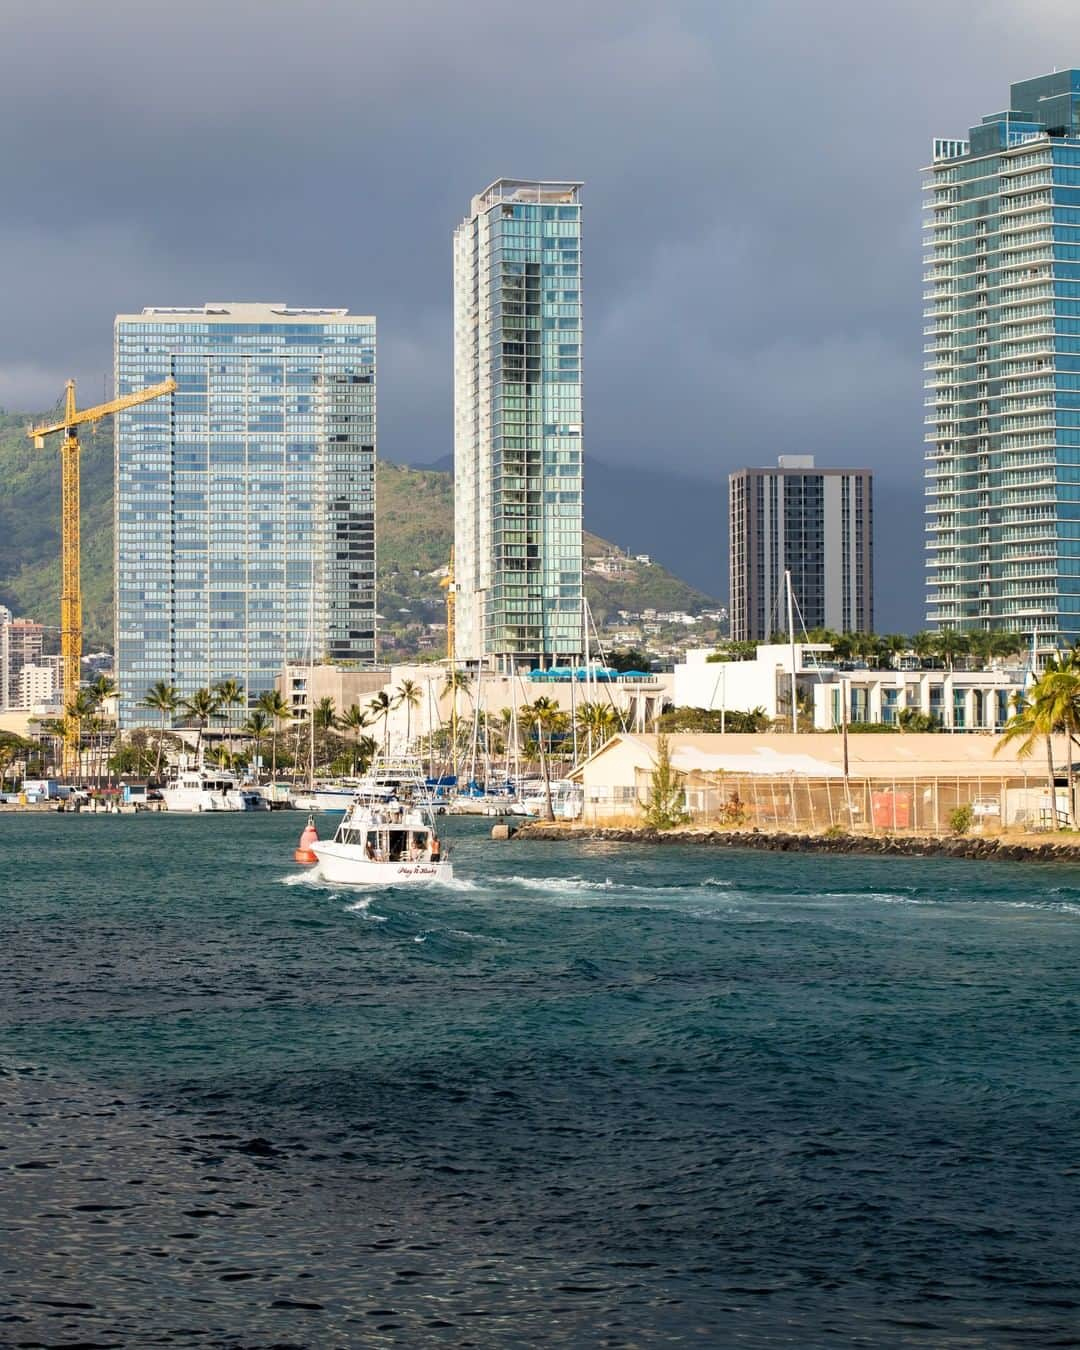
28,377,177,776
28,377,177,446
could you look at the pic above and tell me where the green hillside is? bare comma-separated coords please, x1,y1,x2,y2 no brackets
0,418,718,657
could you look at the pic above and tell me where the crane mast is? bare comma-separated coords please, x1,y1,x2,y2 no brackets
28,377,176,775
440,547,456,662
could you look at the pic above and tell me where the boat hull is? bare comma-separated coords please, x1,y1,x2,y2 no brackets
312,842,454,886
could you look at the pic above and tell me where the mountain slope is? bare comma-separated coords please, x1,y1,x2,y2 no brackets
0,417,720,655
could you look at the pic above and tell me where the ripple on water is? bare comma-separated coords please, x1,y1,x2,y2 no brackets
2,813,1080,1347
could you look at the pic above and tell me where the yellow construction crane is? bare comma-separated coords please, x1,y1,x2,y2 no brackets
439,547,456,661
28,377,176,773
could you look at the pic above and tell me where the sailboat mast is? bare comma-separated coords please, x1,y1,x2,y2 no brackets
785,568,797,735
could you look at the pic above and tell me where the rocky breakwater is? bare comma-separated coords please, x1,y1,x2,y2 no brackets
514,822,1080,863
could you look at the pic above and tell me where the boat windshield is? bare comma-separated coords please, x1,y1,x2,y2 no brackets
336,825,432,861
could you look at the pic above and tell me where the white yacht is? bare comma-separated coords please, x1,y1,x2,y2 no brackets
520,778,584,820
161,767,269,813
291,783,358,813
311,758,452,886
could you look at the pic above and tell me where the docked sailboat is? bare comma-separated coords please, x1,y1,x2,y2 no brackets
311,757,453,885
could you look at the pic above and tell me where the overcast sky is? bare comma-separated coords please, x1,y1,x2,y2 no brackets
0,0,1075,625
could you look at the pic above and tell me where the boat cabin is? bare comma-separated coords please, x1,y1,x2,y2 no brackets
334,823,436,863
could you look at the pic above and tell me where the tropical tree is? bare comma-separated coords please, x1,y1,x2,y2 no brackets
642,733,689,829
933,629,969,671
242,710,271,779
995,665,1080,828
214,678,245,757
879,634,909,670
140,680,180,781
314,697,338,732
521,695,565,821
396,678,422,748
66,688,98,785
87,673,119,785
368,690,393,756
255,689,292,783
575,700,619,759
442,668,472,773
181,687,221,765
353,734,379,776
896,708,939,733
339,703,370,773
911,631,938,666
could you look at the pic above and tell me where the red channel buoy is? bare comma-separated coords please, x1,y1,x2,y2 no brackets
294,814,319,864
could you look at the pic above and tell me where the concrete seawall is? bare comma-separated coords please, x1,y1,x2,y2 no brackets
514,823,1080,864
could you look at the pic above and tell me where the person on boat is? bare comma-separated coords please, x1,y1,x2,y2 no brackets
365,838,377,861
430,836,441,861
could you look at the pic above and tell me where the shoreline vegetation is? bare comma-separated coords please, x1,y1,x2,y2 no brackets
514,821,1080,863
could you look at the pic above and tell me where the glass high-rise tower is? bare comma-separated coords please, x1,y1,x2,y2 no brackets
114,303,376,727
925,71,1080,646
453,179,584,671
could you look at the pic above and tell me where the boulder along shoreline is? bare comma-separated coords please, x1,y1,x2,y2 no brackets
513,823,1080,863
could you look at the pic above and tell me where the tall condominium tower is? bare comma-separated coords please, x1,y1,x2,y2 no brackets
114,303,376,727
925,71,1080,645
453,179,584,671
728,456,873,641
0,614,45,712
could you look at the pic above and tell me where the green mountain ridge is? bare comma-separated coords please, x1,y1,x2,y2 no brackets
0,413,718,657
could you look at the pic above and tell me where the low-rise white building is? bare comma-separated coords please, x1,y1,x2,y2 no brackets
812,666,1026,732
674,646,1028,733
674,645,832,723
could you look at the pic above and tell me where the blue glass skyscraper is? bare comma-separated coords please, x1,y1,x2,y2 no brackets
453,180,584,671
114,303,376,727
925,71,1080,646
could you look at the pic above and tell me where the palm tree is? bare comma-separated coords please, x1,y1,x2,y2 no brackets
368,690,393,756
140,680,180,782
522,695,565,821
575,700,618,759
995,667,1080,828
988,631,1025,663
339,703,370,774
1036,664,1080,825
396,678,422,749
933,629,969,671
255,689,292,784
314,696,338,732
354,734,379,776
181,687,221,765
242,710,271,779
88,674,119,786
911,631,938,667
879,634,909,671
66,688,98,785
442,669,472,775
214,678,245,758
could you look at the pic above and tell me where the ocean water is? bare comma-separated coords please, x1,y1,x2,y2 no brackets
1,814,1079,1348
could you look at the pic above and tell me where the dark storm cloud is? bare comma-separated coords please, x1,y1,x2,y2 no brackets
0,0,1073,623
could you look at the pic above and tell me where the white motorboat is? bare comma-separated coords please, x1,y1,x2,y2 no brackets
520,779,584,820
291,784,358,813
161,767,269,813
311,758,453,886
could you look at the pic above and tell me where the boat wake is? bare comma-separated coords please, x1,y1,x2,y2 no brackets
344,896,387,922
280,870,335,889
